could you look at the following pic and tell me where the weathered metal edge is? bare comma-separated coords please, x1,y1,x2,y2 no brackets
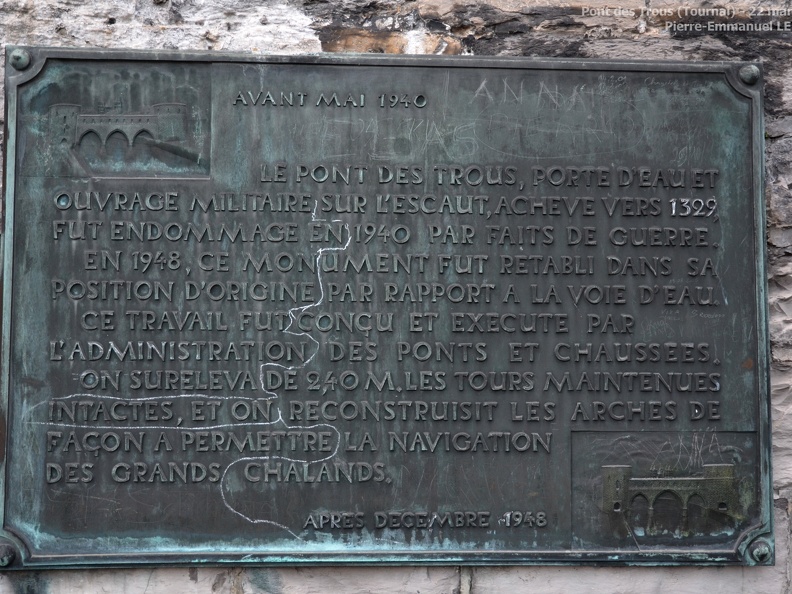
744,62,774,566
716,62,774,567
12,546,756,567
2,44,762,75
0,47,772,569
0,46,31,571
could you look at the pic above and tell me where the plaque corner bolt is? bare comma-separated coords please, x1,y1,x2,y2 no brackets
749,539,772,564
739,64,761,85
0,543,16,567
9,49,31,71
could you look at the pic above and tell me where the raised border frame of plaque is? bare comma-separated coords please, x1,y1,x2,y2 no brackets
1,47,771,567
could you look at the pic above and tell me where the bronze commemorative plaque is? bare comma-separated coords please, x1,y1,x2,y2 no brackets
0,48,771,567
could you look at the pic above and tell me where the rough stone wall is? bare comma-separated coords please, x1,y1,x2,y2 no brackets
0,1,791,592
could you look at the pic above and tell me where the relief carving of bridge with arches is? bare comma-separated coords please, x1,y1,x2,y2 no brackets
49,103,187,148
602,464,741,535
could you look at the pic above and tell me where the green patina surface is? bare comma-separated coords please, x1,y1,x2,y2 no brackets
0,47,771,567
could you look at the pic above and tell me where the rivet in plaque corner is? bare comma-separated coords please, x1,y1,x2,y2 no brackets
0,544,15,567
749,540,772,563
9,49,30,71
739,64,760,85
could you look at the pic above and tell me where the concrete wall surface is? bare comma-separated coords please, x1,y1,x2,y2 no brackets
1,0,792,592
